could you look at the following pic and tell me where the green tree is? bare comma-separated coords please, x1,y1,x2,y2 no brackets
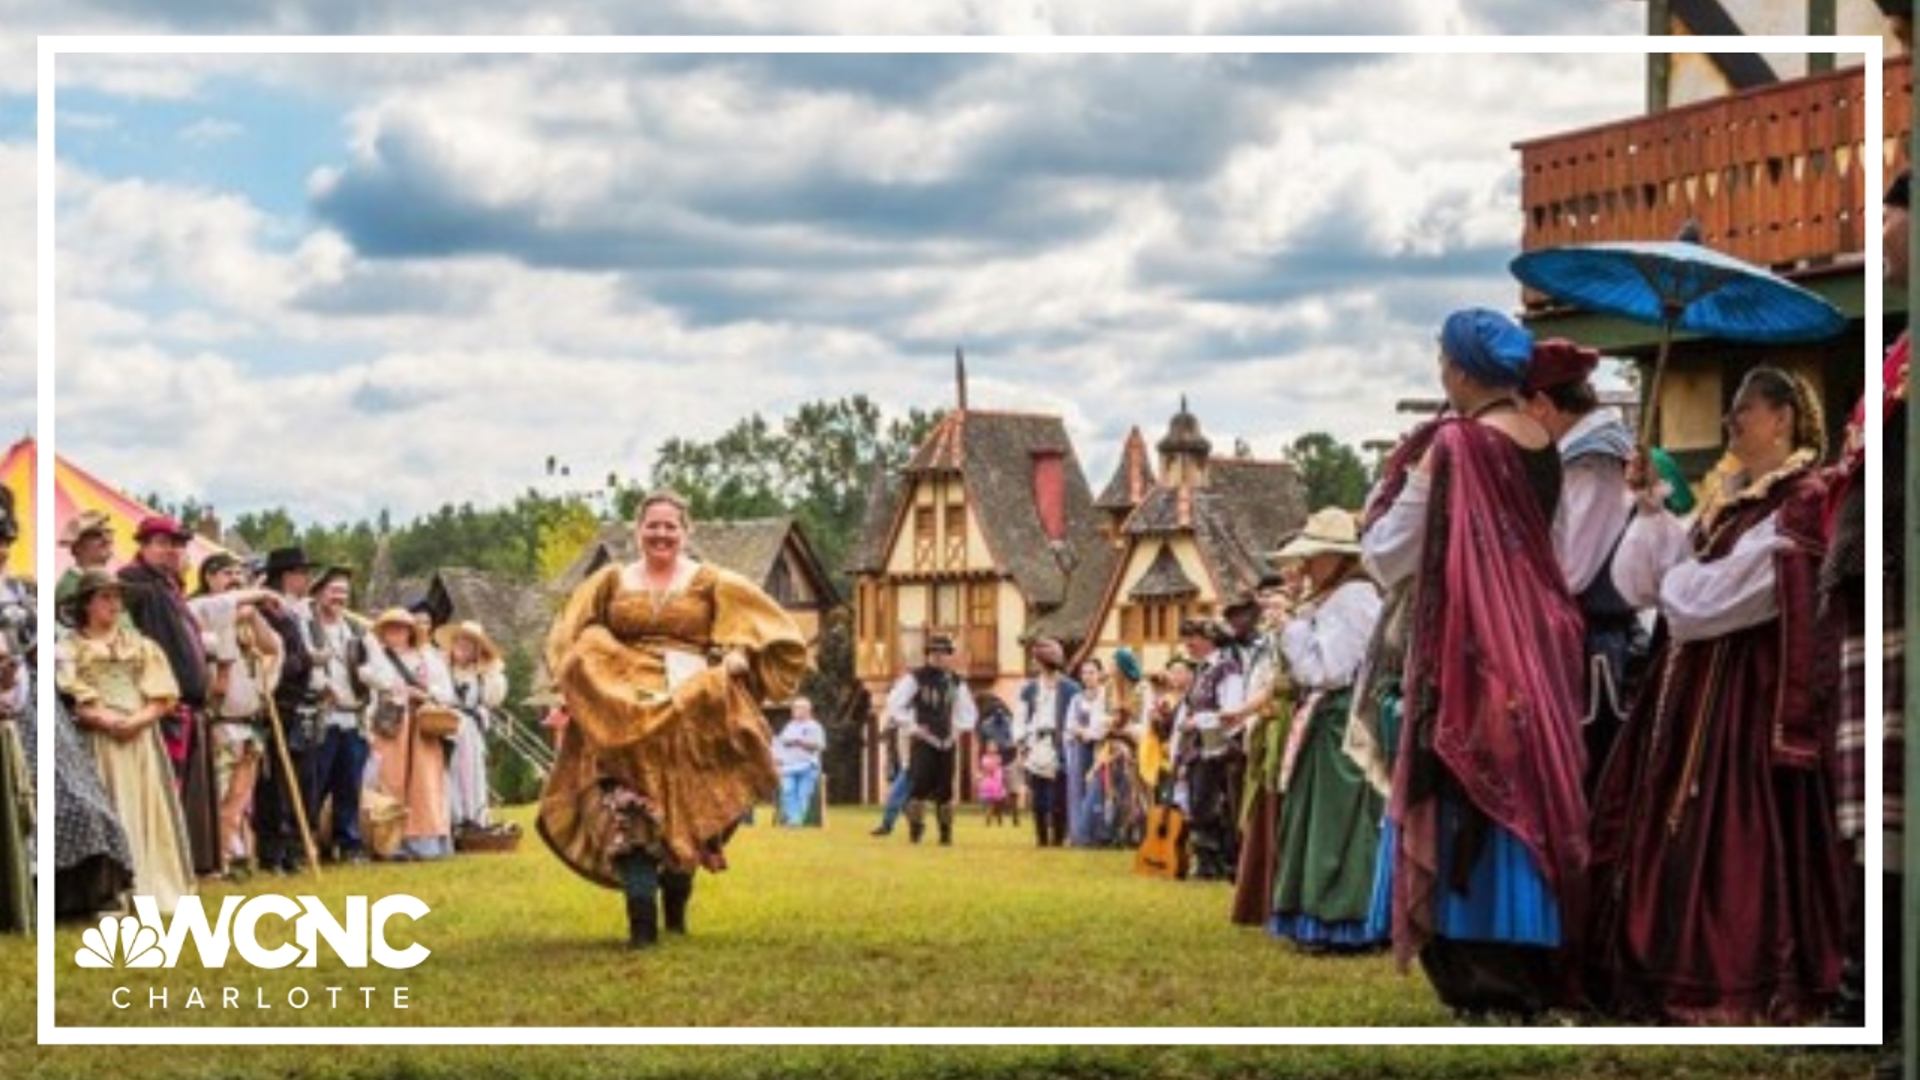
231,508,301,553
536,499,604,582
800,608,867,805
1284,432,1370,511
384,490,601,584
644,395,940,590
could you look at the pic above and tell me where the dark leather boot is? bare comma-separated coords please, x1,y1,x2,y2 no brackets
1033,813,1050,848
661,873,692,935
626,893,658,949
936,806,953,846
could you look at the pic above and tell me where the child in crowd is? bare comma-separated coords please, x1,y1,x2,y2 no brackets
978,744,1008,825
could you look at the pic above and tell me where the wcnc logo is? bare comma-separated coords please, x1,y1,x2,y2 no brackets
73,894,432,971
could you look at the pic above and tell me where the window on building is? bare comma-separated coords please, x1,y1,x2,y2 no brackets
913,506,936,569
969,581,995,628
944,504,967,568
933,582,962,629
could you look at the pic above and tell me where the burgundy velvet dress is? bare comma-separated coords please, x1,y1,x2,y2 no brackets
1587,463,1846,1024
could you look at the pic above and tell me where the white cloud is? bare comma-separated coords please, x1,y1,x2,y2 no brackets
45,50,1674,527
58,170,294,313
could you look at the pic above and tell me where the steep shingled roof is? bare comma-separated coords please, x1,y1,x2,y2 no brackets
847,460,905,576
1210,458,1310,565
432,567,561,658
1128,543,1200,601
881,409,1117,645
369,567,563,666
1110,456,1307,607
1095,426,1157,511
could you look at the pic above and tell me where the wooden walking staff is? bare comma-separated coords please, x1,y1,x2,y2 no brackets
252,649,321,880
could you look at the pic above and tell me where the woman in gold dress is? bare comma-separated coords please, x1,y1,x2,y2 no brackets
53,570,194,915
540,492,809,948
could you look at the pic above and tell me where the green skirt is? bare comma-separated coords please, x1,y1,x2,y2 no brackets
1269,688,1385,947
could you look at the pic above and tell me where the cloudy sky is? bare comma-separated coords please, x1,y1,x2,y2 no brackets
4,5,1653,526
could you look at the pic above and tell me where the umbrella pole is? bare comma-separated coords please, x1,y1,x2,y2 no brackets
1637,321,1675,452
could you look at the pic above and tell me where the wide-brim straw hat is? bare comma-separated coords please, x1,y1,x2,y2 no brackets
371,607,425,649
58,510,113,547
436,619,501,664
1271,507,1362,562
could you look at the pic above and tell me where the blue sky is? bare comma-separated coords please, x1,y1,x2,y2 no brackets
0,98,29,141
56,78,345,226
35,48,1654,525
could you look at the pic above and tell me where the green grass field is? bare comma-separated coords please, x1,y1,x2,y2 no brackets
0,803,1881,1077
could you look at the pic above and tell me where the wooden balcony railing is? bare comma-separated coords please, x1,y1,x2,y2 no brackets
1515,57,1910,308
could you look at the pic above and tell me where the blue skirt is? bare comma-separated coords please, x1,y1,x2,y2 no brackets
1269,911,1383,949
1365,817,1395,941
1431,797,1561,948
1362,690,1402,942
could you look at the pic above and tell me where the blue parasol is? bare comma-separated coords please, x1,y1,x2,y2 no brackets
1509,240,1846,445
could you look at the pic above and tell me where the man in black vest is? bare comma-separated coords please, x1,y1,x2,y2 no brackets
882,634,977,845
117,515,222,877
255,547,319,874
1179,617,1246,882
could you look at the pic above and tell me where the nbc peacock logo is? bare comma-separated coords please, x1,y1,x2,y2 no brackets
75,914,167,969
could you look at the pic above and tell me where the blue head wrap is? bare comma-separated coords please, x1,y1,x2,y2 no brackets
1439,308,1534,389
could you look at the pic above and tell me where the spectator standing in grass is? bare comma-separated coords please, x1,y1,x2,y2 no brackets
443,621,508,835
774,697,826,827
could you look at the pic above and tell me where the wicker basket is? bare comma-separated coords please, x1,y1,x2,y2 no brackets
359,790,408,859
454,822,522,854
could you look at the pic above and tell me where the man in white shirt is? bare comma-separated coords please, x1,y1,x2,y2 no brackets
773,697,826,827
1020,637,1082,848
883,634,977,846
1520,338,1638,790
187,552,284,879
305,564,373,865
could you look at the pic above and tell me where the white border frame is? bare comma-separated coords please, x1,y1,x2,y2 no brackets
34,32,1887,1047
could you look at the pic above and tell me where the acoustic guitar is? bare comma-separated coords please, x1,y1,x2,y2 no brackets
1133,801,1188,880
